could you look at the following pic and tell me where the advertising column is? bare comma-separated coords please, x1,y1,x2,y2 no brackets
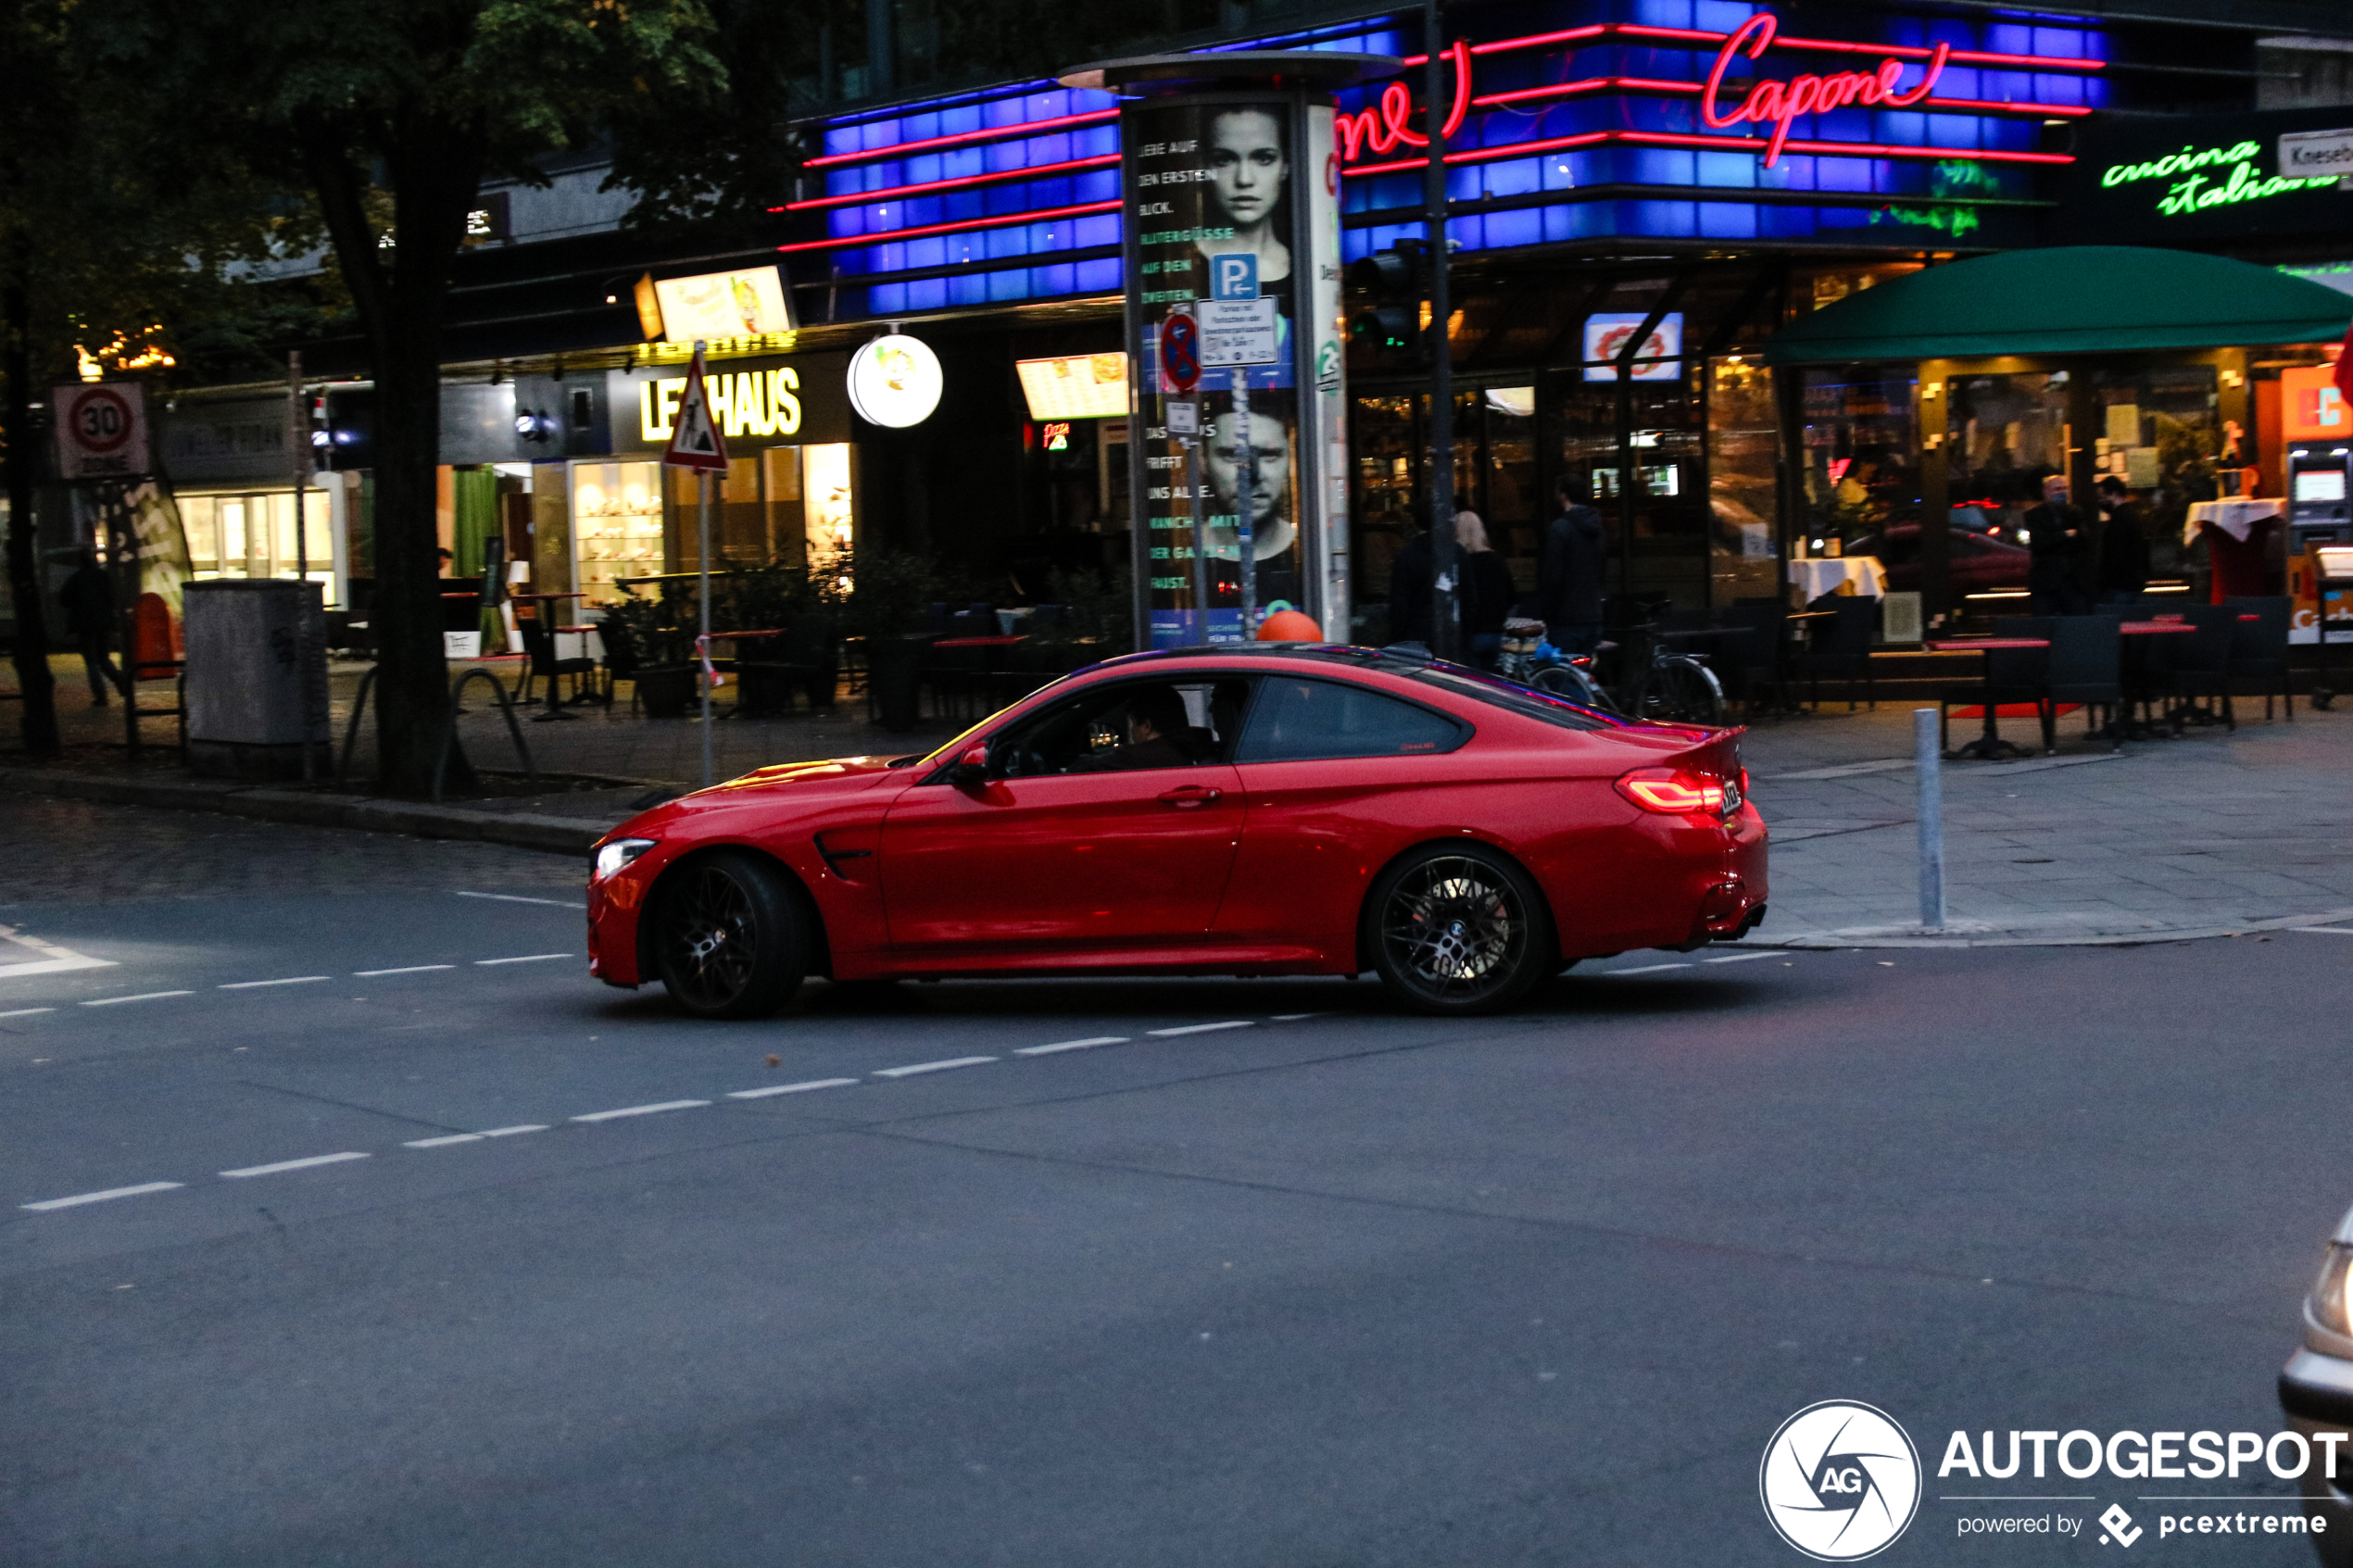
1076,51,1391,647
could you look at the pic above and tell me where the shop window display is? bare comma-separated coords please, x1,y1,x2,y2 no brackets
1707,358,1780,604
2090,365,2221,583
1549,375,1707,608
1799,368,1920,555
571,461,663,605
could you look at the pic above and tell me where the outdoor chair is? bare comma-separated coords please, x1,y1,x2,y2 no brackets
2145,604,2235,732
1938,615,2052,752
2223,596,2292,720
1715,602,1790,715
597,616,642,714
1800,596,1880,710
517,614,598,715
2044,614,2123,751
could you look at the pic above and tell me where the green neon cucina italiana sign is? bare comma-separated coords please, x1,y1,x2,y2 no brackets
2101,140,2339,216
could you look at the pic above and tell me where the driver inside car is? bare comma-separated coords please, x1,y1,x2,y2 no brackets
1068,685,1196,772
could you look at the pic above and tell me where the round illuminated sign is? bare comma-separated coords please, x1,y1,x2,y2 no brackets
847,333,944,428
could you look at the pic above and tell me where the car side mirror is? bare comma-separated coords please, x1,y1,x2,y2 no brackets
947,743,991,787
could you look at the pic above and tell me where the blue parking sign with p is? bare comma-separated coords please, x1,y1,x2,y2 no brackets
1210,253,1258,301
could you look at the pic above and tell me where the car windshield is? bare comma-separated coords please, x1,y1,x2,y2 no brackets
1401,663,1625,733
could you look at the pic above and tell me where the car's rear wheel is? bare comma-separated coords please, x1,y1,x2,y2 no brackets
651,850,808,1019
1367,845,1554,1015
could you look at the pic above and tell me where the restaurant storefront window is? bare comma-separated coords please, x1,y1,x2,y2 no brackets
1707,358,1780,606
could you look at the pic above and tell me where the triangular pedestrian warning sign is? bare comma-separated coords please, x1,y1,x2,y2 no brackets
662,345,731,472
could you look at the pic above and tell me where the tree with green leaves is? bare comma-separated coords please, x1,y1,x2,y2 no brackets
91,0,728,791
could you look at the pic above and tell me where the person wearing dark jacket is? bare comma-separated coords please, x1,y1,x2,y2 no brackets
1456,509,1516,670
57,550,120,707
2023,473,2090,617
1537,474,1607,654
2095,476,2150,604
1387,520,1436,647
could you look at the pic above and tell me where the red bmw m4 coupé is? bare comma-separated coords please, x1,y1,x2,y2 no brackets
586,645,1767,1017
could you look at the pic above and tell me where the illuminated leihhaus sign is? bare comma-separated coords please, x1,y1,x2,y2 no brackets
611,352,850,451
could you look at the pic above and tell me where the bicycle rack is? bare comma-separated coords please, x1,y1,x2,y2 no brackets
335,664,537,800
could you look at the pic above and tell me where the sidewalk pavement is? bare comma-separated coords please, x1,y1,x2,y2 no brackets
5,655,2349,947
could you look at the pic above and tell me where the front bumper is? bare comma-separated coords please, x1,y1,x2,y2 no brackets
2281,1348,2353,1565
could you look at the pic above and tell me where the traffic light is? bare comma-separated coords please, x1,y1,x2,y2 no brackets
1349,240,1430,363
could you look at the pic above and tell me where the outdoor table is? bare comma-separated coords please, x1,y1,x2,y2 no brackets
1789,558,1888,601
1926,636,2050,759
2115,618,2202,735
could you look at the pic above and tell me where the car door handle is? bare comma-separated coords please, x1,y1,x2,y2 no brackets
1156,784,1223,808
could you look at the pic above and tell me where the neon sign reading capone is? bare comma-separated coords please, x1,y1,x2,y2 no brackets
2100,140,2339,214
1703,15,1948,166
1335,43,1470,162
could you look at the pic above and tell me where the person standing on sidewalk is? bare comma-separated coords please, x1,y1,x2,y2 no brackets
57,550,120,708
1537,473,1607,655
2095,476,2149,605
2024,473,2090,617
1456,509,1516,671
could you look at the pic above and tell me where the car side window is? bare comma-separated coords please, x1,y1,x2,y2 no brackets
1235,676,1466,763
993,677,1253,778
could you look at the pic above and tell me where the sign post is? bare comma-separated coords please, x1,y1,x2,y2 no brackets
661,343,731,786
1066,47,1393,648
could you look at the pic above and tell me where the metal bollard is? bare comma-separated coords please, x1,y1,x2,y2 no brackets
1915,707,1945,930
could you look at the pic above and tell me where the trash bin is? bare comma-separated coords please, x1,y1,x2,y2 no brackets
183,580,330,778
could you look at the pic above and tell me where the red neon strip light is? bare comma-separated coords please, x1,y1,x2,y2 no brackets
1469,74,2089,118
800,20,2103,176
780,153,1120,212
1345,127,2071,177
804,107,1117,169
774,198,1120,254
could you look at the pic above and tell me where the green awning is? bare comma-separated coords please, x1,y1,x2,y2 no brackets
1764,245,2353,366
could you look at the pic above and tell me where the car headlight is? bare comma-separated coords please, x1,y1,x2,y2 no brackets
593,838,657,883
2312,1243,2353,1336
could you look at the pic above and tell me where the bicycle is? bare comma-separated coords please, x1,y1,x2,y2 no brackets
1610,621,1727,726
1498,617,1726,726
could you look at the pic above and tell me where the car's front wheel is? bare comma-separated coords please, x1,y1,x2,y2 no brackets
651,850,809,1019
1366,844,1554,1015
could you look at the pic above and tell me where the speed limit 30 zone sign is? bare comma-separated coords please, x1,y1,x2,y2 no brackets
54,383,152,480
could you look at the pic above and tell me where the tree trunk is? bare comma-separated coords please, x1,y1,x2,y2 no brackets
308,110,482,795
3,271,59,758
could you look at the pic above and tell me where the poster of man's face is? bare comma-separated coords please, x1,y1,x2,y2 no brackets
1202,408,1294,560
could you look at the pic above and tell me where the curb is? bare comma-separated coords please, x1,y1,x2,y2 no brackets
0,765,608,857
1730,905,2353,950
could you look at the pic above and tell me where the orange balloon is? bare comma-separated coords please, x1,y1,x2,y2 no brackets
1256,608,1323,642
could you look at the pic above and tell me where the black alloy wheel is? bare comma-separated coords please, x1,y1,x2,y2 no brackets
652,850,809,1019
1367,845,1553,1015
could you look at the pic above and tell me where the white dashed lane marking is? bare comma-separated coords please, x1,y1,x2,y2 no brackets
20,1181,184,1211
82,991,195,1007
220,1151,371,1180
219,976,329,990
456,892,587,910
354,964,456,976
728,1079,860,1098
873,1057,998,1078
1014,1036,1127,1057
1604,963,1691,975
9,980,1804,1217
1702,951,1779,964
474,954,573,967
571,1100,710,1123
0,1008,57,1020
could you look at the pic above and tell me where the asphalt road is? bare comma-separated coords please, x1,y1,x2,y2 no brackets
2,799,2348,1566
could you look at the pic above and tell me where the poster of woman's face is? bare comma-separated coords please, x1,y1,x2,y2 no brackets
1202,408,1295,562
1198,107,1290,283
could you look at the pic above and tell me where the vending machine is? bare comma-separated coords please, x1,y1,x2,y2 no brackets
2282,365,2353,551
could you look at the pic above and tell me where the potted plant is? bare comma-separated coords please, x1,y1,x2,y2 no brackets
836,547,938,732
602,590,696,718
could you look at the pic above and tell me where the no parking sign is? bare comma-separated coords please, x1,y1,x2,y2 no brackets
53,383,152,480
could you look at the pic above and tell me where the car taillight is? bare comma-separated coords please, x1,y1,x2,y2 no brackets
1616,767,1730,817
